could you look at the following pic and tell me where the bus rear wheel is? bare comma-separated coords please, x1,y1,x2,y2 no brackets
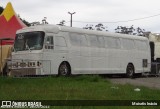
126,64,134,78
58,62,71,76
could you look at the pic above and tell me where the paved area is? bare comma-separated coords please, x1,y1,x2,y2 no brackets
109,76,160,89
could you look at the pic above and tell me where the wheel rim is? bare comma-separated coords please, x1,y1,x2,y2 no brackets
127,66,134,77
59,63,68,76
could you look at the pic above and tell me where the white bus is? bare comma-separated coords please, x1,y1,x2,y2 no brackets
8,25,151,77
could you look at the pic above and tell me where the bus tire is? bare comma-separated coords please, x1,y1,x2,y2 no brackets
126,64,135,78
58,62,71,76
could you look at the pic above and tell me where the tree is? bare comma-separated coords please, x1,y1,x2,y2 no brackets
115,25,145,36
83,23,108,31
115,25,135,35
21,19,31,26
0,6,4,14
42,17,48,24
83,24,94,30
18,15,31,26
136,27,145,36
30,22,40,26
95,23,108,31
57,20,66,26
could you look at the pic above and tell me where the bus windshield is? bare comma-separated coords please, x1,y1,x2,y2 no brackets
14,31,44,51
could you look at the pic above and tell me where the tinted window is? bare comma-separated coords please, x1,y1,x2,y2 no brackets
135,40,148,50
46,36,53,45
45,36,54,49
70,33,81,46
122,39,135,49
89,35,99,47
70,33,88,46
55,36,67,47
80,35,88,46
97,36,105,48
105,37,120,48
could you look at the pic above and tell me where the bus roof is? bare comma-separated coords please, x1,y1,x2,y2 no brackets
16,24,148,41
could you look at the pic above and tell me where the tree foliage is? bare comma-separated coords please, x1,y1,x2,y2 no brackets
17,15,31,26
115,25,145,36
42,17,48,24
0,6,4,14
83,23,108,31
57,20,66,26
136,27,145,36
95,23,108,31
21,19,31,26
83,24,94,30
115,25,135,35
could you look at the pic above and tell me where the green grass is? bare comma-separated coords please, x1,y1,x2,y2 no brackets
0,75,160,109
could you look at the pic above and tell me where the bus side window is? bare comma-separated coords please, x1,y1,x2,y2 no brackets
80,35,88,46
70,33,81,46
97,36,105,48
135,40,148,51
105,37,119,49
70,33,88,47
122,39,135,50
55,36,67,47
89,35,99,47
45,36,54,49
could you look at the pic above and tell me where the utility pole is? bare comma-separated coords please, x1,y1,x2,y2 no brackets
68,12,76,27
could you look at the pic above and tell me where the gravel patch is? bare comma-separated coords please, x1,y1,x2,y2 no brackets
109,76,160,89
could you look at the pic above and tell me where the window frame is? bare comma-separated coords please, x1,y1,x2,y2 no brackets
45,36,54,49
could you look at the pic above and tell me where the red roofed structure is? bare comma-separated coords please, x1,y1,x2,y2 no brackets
0,2,26,45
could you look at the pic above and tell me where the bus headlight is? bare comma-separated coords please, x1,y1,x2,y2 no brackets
27,62,36,67
28,62,31,67
27,61,42,67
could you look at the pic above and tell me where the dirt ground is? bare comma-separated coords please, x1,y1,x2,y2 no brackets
109,76,160,90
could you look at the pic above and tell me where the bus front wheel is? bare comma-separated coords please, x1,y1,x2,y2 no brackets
126,64,134,78
58,62,71,76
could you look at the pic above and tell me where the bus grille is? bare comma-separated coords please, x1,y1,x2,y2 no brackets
9,68,36,77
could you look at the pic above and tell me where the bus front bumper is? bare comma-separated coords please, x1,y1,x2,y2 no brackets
9,68,37,77
7,59,43,77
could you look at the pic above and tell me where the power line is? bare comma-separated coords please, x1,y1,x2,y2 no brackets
70,13,160,24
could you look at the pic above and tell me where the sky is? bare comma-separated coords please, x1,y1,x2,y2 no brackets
1,0,160,33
